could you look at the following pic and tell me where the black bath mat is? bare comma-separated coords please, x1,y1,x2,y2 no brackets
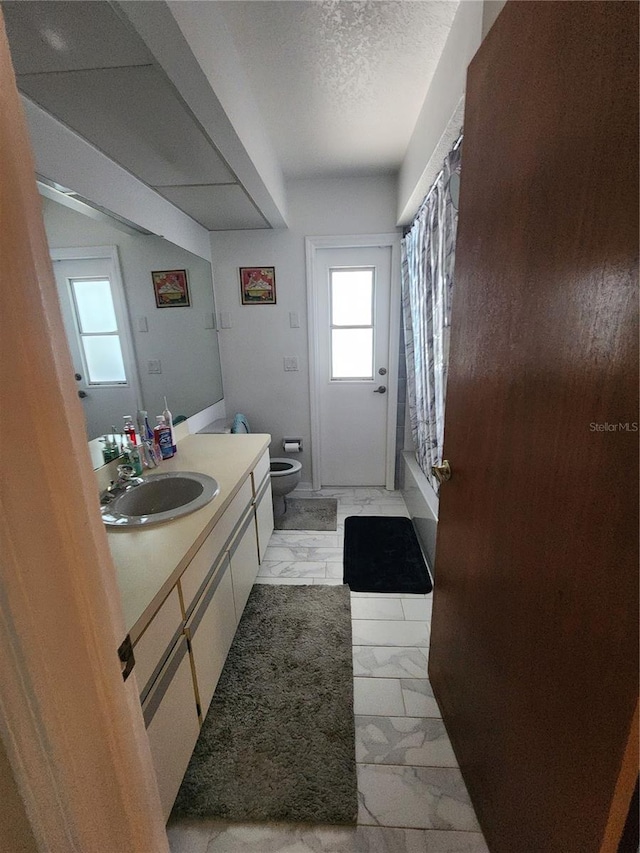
343,516,432,594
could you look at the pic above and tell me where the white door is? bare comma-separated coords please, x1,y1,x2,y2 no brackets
53,254,140,440
315,245,392,486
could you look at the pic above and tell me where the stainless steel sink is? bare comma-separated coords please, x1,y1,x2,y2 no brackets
101,471,220,527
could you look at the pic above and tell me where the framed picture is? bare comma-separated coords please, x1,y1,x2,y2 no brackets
239,267,276,305
152,269,190,308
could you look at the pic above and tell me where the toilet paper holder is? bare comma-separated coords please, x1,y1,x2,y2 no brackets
283,437,303,453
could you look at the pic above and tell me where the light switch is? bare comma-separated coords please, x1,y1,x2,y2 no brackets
204,312,215,329
283,357,299,372
219,311,232,329
136,316,148,332
147,359,162,374
289,312,300,328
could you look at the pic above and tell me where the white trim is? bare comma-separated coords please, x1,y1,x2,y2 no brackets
305,233,401,491
50,246,143,410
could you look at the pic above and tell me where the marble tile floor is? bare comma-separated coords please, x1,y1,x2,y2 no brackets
168,488,488,853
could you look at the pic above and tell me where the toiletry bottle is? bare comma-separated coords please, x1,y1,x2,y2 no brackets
154,416,174,459
123,415,137,446
137,410,154,443
163,397,177,453
100,436,112,465
140,440,156,469
109,437,120,462
128,442,143,476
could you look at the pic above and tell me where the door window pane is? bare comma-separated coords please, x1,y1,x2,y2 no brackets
71,279,117,333
82,336,126,383
331,269,373,326
331,329,374,379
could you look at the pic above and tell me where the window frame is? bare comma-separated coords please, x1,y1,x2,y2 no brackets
328,265,377,382
67,276,128,387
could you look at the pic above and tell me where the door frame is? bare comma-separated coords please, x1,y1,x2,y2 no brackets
51,245,143,410
305,233,401,491
0,13,169,849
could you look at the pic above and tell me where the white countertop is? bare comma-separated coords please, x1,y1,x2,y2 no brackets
107,433,270,642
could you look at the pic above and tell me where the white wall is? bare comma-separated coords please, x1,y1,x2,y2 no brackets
42,197,223,427
211,175,399,484
397,0,484,224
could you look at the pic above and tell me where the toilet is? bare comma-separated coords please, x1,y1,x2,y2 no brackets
269,458,302,516
199,414,301,517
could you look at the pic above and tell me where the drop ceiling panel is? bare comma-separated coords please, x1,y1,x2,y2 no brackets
2,1,153,74
154,185,269,231
17,65,235,186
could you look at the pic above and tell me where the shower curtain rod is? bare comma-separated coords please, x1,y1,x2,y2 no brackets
404,131,464,236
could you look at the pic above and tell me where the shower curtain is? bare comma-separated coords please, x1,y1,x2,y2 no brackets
401,137,462,493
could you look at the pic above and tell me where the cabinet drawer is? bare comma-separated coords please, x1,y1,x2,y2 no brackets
187,553,237,719
134,587,183,701
251,450,270,497
230,510,260,623
142,636,200,822
255,478,274,563
180,476,253,616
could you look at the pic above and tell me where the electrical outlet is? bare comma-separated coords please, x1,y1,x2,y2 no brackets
147,359,162,374
136,316,148,332
283,356,299,372
289,311,300,328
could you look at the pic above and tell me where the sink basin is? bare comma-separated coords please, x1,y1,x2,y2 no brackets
101,471,220,527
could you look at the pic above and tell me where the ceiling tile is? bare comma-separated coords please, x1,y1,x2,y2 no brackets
18,65,236,186
3,1,152,74
154,185,269,231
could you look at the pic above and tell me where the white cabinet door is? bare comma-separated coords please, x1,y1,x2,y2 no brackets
186,554,237,719
180,477,252,616
229,511,259,623
255,479,274,563
143,636,199,822
133,586,183,701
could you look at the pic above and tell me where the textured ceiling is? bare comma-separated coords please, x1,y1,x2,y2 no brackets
217,0,459,177
3,0,460,229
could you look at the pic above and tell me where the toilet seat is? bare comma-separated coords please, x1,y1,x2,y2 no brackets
270,458,302,476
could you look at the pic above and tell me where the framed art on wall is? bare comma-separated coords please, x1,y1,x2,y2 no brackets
239,267,276,304
152,269,191,307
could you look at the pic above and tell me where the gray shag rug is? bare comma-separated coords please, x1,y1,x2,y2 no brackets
275,497,338,531
172,584,357,824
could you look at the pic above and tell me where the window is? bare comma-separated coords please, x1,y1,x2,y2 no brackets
69,277,127,384
329,267,375,380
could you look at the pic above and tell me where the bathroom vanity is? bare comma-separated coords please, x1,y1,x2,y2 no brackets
105,433,273,819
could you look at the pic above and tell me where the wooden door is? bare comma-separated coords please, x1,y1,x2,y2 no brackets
429,3,638,853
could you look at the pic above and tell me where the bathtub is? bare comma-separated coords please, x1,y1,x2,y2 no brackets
401,451,439,573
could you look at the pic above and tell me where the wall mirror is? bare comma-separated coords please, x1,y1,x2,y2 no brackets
40,187,223,467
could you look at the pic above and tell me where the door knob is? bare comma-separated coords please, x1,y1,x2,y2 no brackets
378,367,387,376
431,460,452,483
373,385,387,394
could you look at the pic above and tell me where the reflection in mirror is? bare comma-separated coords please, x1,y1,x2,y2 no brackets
41,191,224,465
